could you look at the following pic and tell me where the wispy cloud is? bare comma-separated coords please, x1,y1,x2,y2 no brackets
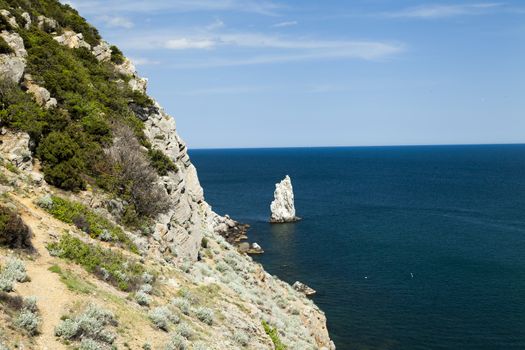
165,38,216,50
69,0,284,16
97,15,134,29
167,44,403,69
272,20,298,28
205,19,225,31
130,57,161,66
384,3,503,19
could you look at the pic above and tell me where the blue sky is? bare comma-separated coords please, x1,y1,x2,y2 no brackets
68,0,525,148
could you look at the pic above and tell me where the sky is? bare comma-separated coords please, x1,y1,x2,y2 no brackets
66,0,525,149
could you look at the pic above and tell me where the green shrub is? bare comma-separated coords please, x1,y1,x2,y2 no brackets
47,234,144,291
55,304,117,346
194,307,214,326
262,321,287,350
37,131,86,191
15,308,40,336
110,45,124,65
148,148,177,176
0,36,12,54
0,205,33,250
233,331,250,347
148,306,179,331
164,334,187,350
0,80,48,139
41,195,137,252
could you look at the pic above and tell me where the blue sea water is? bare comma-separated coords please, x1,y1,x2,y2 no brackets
189,145,525,350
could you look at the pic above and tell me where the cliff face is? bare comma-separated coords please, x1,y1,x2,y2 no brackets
0,4,335,350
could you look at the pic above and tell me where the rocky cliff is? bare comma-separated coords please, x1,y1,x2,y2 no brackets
0,3,334,349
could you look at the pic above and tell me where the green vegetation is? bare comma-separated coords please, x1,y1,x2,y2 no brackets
0,36,12,54
262,320,287,350
110,45,124,64
0,0,101,45
41,195,138,253
148,148,178,176
0,205,33,250
47,234,144,291
55,304,117,348
48,264,96,294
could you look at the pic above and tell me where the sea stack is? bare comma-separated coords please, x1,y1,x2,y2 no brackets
270,175,300,223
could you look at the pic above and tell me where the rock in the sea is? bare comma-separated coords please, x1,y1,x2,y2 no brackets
292,281,316,296
270,175,300,223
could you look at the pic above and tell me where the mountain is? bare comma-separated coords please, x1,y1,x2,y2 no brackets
0,1,335,349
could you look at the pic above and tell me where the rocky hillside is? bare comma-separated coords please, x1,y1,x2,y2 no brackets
0,1,335,349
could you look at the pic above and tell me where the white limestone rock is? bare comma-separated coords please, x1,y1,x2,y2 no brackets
0,10,18,28
92,41,112,62
292,281,316,296
53,30,91,49
270,175,300,223
37,15,58,32
24,74,57,109
0,55,25,82
115,58,148,93
1,31,27,57
0,129,32,171
0,31,26,83
21,12,31,29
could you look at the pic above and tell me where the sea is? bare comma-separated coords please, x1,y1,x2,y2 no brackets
189,145,525,350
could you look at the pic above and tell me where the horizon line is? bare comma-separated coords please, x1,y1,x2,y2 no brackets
189,142,525,151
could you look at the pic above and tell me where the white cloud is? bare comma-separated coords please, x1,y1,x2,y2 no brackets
167,43,403,69
206,19,225,31
385,3,503,19
69,0,283,16
165,38,217,50
98,15,134,29
130,57,160,66
272,21,298,28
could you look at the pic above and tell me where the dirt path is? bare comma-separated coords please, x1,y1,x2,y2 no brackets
13,196,70,350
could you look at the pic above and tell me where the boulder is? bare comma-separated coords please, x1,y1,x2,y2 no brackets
270,175,300,223
37,15,58,32
0,129,32,171
21,12,31,30
92,41,112,62
292,281,316,296
0,10,18,28
0,31,27,57
0,55,25,83
53,30,90,50
24,74,57,109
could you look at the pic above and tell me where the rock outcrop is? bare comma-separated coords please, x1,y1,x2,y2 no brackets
0,29,26,83
293,281,317,296
270,175,300,223
23,74,58,109
53,30,91,49
0,128,33,171
0,9,18,28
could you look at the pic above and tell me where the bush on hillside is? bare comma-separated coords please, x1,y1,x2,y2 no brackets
47,234,144,291
104,124,170,219
40,195,137,252
110,45,124,65
148,148,178,176
0,205,33,250
55,304,117,346
37,131,86,191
